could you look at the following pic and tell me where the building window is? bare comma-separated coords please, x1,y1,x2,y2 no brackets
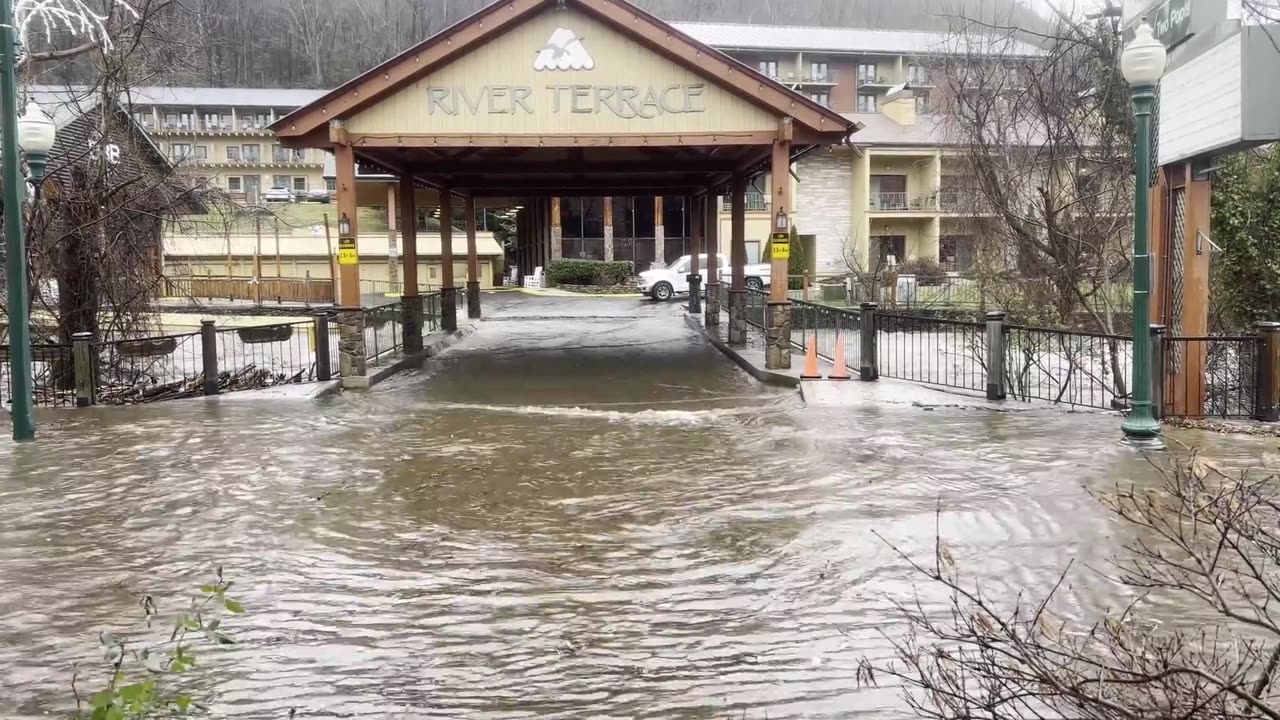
908,64,928,85
169,143,191,161
325,178,336,192
226,145,241,161
810,61,830,82
192,145,208,160
429,266,438,279
875,235,907,266
227,176,243,192
241,144,261,162
940,236,976,273
915,94,930,114
292,177,307,192
809,92,830,107
271,174,290,188
857,94,877,113
164,112,180,128
133,111,154,129
291,148,306,162
857,63,878,84
272,144,290,163
758,60,778,78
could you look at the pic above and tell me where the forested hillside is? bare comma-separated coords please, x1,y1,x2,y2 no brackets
33,0,1046,89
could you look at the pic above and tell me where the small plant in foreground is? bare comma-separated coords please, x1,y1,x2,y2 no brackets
72,567,243,719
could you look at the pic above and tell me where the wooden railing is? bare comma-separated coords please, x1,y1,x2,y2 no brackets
164,275,335,305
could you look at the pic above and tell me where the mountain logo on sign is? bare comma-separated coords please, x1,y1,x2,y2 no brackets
533,28,594,71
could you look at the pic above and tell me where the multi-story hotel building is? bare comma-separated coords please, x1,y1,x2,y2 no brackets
134,22,1036,277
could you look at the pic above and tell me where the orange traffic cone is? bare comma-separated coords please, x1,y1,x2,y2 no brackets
801,336,822,379
828,333,852,380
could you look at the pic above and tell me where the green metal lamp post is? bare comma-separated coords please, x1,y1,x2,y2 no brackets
0,0,34,441
1120,20,1167,450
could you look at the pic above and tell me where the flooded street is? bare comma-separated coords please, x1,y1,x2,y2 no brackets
0,294,1270,719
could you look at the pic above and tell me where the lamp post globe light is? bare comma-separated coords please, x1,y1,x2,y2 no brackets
18,102,56,183
1120,19,1167,450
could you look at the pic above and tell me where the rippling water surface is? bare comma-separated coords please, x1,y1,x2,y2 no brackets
0,294,1269,718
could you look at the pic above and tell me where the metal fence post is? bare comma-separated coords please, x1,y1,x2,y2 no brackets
201,319,220,396
859,302,878,381
1256,322,1280,422
315,313,332,382
72,332,95,407
985,311,1007,400
1150,324,1166,420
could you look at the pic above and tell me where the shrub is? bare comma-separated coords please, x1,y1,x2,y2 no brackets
898,256,948,286
546,259,635,286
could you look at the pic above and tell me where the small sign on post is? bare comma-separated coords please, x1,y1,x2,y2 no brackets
338,237,359,265
770,232,790,261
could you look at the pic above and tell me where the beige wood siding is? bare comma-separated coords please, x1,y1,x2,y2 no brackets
346,7,778,136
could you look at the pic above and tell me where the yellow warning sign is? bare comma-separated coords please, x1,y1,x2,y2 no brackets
338,238,358,265
770,239,791,261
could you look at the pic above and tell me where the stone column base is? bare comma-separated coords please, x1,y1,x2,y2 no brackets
765,300,792,370
441,287,458,332
402,295,424,353
337,308,368,382
704,282,721,327
727,289,747,345
466,281,482,319
687,274,702,315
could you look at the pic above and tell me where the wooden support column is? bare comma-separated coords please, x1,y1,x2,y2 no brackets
386,181,400,292
766,135,793,370
687,193,703,315
550,196,563,261
334,141,360,308
603,197,615,262
704,190,721,326
465,195,481,319
654,196,665,265
400,175,423,353
439,187,458,332
400,176,419,294
728,173,748,345
332,136,366,384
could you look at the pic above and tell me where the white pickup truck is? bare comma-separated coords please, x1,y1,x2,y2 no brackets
638,255,772,301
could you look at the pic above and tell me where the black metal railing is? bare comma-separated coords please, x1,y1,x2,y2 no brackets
1004,324,1131,410
214,321,323,390
0,344,74,407
1162,336,1261,418
745,287,768,342
95,332,204,404
422,292,443,337
365,301,404,364
791,300,862,373
875,312,987,392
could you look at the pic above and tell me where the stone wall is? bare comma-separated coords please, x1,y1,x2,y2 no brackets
796,147,854,274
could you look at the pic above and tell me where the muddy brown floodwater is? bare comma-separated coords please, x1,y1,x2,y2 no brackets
0,294,1271,718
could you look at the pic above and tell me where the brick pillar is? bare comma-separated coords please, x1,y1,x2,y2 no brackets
402,294,424,353
337,308,368,387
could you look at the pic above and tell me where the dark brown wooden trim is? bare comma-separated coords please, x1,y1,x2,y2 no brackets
347,131,780,148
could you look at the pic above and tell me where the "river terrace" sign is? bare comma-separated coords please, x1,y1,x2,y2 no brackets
426,84,708,119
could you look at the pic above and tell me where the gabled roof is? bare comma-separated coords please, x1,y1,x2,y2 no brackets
271,0,853,142
124,86,328,109
671,22,1043,58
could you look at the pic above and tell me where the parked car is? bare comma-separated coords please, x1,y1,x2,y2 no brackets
301,188,332,204
261,186,294,203
719,262,771,292
638,254,729,301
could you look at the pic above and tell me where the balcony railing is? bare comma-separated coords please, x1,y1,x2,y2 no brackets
800,69,839,84
938,189,989,213
869,192,938,212
745,192,769,212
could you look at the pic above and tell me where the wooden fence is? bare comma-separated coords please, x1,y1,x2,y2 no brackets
164,276,335,305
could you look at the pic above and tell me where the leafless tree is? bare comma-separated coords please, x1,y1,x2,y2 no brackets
862,453,1280,719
